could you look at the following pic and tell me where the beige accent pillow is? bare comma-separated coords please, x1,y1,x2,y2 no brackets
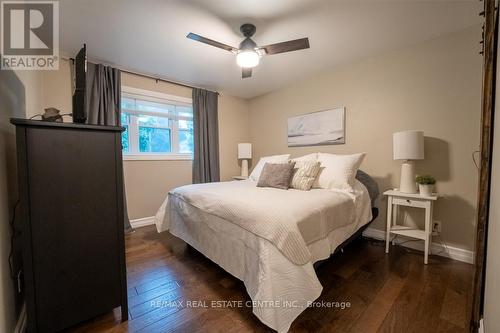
257,162,296,190
290,161,321,191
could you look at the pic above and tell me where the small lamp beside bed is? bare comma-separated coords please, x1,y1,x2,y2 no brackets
238,143,252,178
393,130,424,193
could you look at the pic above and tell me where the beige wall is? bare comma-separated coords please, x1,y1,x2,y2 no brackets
40,60,250,219
248,26,482,251
218,94,251,180
0,70,43,332
41,60,73,115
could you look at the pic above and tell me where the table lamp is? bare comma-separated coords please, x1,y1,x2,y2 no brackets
238,143,252,177
393,130,424,193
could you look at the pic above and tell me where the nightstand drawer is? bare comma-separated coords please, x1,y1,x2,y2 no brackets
392,197,428,208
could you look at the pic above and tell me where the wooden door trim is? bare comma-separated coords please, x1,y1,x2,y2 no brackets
471,0,498,331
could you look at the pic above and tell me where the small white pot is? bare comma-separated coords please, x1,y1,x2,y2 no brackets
419,184,434,197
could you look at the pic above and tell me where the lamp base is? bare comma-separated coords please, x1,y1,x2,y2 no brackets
241,159,249,177
399,161,417,193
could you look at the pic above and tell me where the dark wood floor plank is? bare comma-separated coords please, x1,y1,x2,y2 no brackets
128,302,184,332
127,287,138,297
436,318,465,333
376,256,425,333
127,265,177,286
134,275,179,294
128,280,180,308
130,290,183,320
440,288,467,329
136,306,209,332
405,264,451,333
68,226,473,333
349,274,405,333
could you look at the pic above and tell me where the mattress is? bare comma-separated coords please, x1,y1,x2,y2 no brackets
155,179,372,332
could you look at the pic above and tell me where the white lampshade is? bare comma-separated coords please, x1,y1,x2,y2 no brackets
238,143,252,159
393,130,424,160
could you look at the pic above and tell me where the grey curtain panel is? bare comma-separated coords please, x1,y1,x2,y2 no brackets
85,62,133,232
192,88,220,183
85,63,120,125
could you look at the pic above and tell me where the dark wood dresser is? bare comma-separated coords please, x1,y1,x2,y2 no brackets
11,119,128,332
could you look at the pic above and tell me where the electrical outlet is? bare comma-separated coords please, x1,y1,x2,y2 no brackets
432,220,442,233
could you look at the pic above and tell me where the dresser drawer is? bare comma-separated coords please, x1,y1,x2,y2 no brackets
392,197,428,208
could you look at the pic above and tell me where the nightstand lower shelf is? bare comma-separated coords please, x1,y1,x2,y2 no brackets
389,226,426,240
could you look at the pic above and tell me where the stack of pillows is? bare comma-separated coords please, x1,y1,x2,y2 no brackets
250,152,366,192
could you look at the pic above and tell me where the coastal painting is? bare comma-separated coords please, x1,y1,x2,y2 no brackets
287,107,345,147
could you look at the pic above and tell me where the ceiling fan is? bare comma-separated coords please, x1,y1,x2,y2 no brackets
187,23,310,79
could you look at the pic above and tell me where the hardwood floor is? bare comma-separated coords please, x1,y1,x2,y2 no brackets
68,226,473,332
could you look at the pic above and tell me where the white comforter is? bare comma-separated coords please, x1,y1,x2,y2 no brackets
155,179,372,332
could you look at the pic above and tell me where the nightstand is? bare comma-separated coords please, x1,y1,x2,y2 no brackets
384,190,438,264
232,176,248,181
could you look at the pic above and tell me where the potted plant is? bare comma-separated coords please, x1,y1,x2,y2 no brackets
415,175,436,196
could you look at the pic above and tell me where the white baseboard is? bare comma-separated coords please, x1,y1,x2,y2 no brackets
130,216,156,228
362,227,474,264
479,318,484,333
14,303,26,333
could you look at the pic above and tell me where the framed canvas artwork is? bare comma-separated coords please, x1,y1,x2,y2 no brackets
287,107,345,147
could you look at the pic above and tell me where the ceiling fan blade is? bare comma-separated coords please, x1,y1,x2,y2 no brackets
261,38,310,55
186,33,237,52
242,67,252,79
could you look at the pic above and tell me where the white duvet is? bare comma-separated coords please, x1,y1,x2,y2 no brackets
155,179,372,332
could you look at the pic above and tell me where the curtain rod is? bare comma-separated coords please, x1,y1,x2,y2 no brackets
65,56,220,95
119,68,220,96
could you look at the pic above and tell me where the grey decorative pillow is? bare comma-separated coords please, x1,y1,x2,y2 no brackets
290,161,321,191
257,162,296,190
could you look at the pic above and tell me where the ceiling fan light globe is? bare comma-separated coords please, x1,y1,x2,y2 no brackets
236,50,260,68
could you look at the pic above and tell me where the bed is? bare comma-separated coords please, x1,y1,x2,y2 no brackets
154,170,379,332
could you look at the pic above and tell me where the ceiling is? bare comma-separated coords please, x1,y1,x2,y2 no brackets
59,0,481,99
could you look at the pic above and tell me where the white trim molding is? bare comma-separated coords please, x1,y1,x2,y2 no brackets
122,85,192,105
130,216,156,229
362,227,474,264
123,153,193,161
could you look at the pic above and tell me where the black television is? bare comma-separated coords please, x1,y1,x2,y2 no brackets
72,44,87,123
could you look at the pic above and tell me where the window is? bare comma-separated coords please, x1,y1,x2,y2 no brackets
121,87,194,160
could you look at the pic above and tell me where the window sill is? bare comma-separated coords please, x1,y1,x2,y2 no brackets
123,153,193,161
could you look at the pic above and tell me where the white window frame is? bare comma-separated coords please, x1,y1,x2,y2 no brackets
121,86,193,161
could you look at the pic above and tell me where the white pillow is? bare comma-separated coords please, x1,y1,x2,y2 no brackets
291,153,318,163
314,152,366,191
249,154,291,181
